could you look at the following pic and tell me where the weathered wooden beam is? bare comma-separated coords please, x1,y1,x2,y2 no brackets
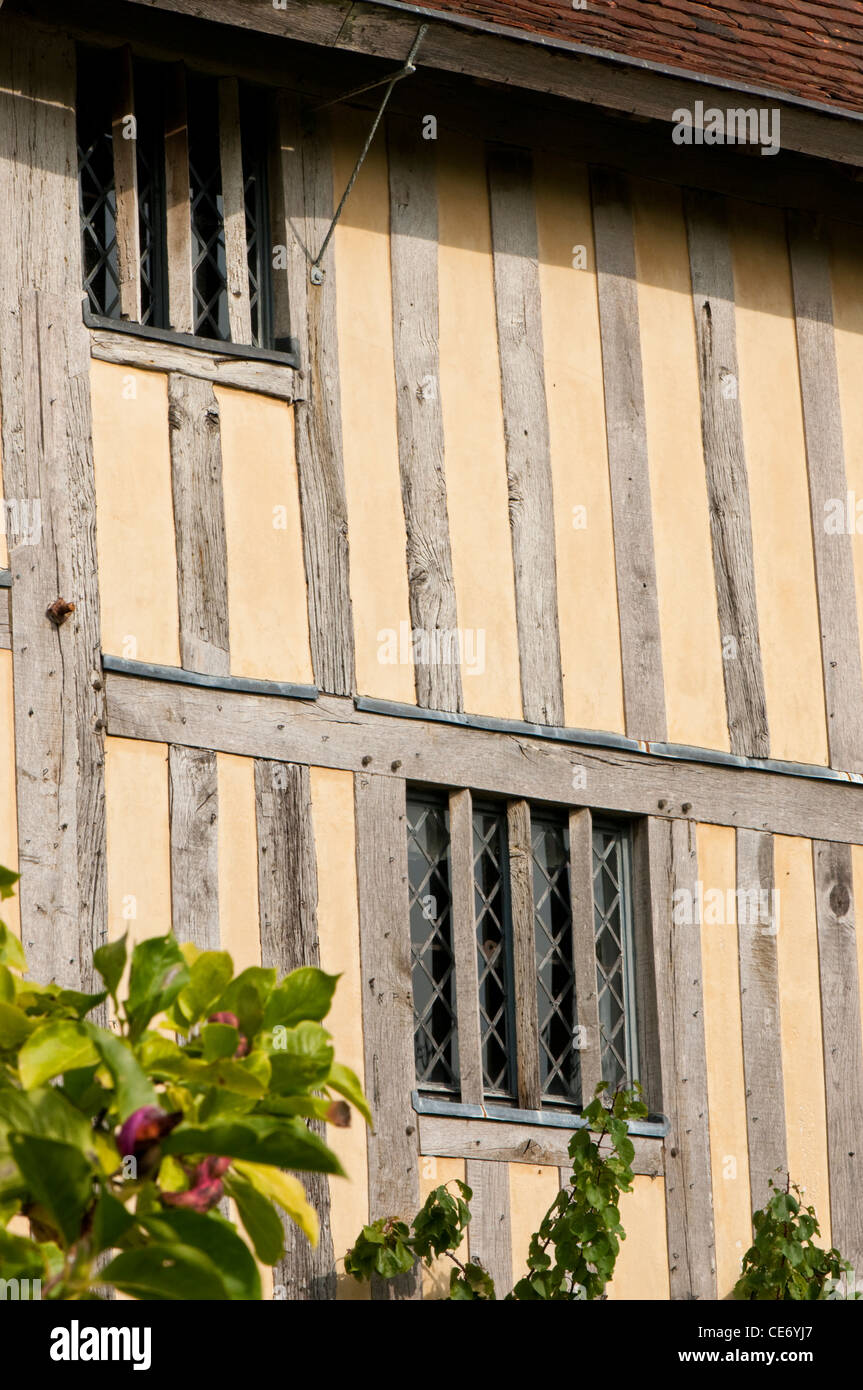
788,212,863,775
684,190,769,760
488,148,563,729
465,1159,513,1296
420,1114,664,1176
254,758,336,1299
0,22,107,990
168,373,230,676
813,840,863,1275
276,98,354,697
591,168,666,744
164,62,194,335
388,118,461,714
448,788,483,1106
354,771,420,1299
643,817,716,1299
737,828,787,1211
568,808,602,1105
105,675,863,846
506,799,540,1112
169,745,219,953
218,77,253,346
112,45,142,323
89,327,297,400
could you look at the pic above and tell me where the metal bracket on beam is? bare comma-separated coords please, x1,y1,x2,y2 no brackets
307,24,427,285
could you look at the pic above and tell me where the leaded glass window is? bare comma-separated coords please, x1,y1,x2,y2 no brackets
473,805,516,1099
592,821,638,1088
407,798,458,1093
532,815,580,1104
77,51,120,320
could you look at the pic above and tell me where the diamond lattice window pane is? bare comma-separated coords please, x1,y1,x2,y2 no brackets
407,799,459,1092
473,807,516,1098
77,61,121,320
533,817,580,1103
592,824,635,1090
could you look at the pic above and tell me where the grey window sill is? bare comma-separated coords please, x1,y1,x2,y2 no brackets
412,1090,669,1139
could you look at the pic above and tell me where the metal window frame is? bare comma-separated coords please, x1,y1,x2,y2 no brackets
592,816,640,1089
405,790,460,1097
531,807,581,1109
472,797,518,1103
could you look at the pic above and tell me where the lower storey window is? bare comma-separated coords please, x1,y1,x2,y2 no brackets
407,790,640,1112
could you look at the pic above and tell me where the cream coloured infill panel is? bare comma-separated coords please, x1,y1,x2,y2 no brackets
104,736,172,946
0,649,19,936
217,387,313,686
632,178,728,753
215,752,261,975
91,362,180,667
418,1156,466,1299
332,108,414,704
508,1162,559,1288
731,202,827,767
606,1175,670,1300
534,154,625,737
437,136,521,720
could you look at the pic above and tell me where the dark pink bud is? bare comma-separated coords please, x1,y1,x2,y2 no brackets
117,1107,182,1174
326,1101,351,1129
162,1177,224,1213
202,1156,232,1180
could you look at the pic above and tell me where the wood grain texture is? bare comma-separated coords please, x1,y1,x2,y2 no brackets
507,799,541,1111
736,828,787,1211
388,119,461,714
168,373,230,676
465,1158,513,1296
569,807,602,1105
105,675,863,847
218,77,252,346
684,190,769,759
813,840,863,1273
89,329,297,400
354,772,420,1299
0,22,107,991
164,62,194,335
254,758,336,1300
449,788,483,1106
420,1114,664,1176
112,46,142,323
590,167,666,743
788,212,863,775
168,744,219,953
277,98,354,697
644,816,717,1299
488,148,564,728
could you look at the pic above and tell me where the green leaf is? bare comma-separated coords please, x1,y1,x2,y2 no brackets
85,1025,159,1120
19,1020,100,1089
0,920,26,971
225,1172,285,1265
172,950,234,1028
92,1187,136,1253
125,934,190,1040
266,1021,333,1092
142,1209,261,1300
211,967,276,1040
93,934,127,999
0,964,15,1003
0,865,20,902
102,1243,231,1300
201,1022,240,1062
0,1226,45,1278
8,1134,95,1246
0,1000,35,1048
326,1061,373,1127
232,1159,318,1245
162,1116,345,1176
262,967,339,1030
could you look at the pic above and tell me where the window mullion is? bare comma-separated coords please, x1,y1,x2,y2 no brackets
568,807,603,1107
164,62,194,334
218,76,253,345
449,788,483,1105
507,798,541,1111
111,45,142,322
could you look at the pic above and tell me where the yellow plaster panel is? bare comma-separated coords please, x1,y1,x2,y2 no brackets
419,1156,466,1299
310,766,370,1300
217,387,313,685
90,362,180,667
534,154,625,736
332,109,414,704
607,1176,670,1300
215,752,260,974
104,737,172,946
508,1163,560,1287
698,822,751,1297
437,137,522,720
731,202,827,767
829,222,863,692
633,179,728,753
774,835,831,1242
0,650,19,936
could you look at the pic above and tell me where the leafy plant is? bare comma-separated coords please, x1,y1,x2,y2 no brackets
733,1180,858,1301
345,1082,648,1300
0,866,369,1299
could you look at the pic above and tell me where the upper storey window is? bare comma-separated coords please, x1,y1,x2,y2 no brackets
76,45,275,350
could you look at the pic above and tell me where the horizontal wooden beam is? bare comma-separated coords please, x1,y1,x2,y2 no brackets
417,1112,664,1177
104,673,863,845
